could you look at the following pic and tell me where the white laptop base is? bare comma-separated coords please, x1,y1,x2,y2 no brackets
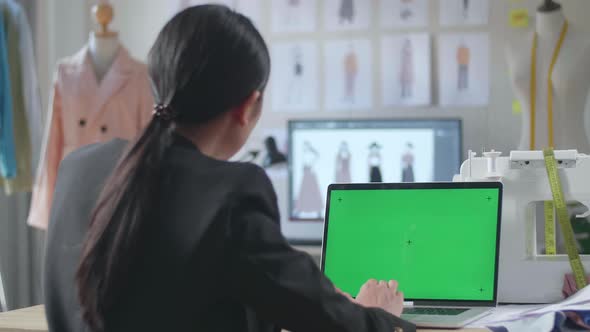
402,306,493,328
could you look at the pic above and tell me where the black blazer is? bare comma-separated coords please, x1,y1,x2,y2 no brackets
44,135,415,332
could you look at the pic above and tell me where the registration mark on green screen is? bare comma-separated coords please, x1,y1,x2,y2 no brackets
323,188,499,301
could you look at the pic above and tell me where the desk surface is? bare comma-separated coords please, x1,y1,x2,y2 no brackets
0,305,488,332
0,306,47,332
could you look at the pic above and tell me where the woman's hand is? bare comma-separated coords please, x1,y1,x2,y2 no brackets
355,279,404,317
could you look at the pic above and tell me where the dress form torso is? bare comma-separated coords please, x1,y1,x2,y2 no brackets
88,33,120,82
506,9,590,152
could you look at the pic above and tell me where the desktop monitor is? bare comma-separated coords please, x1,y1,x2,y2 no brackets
288,119,462,224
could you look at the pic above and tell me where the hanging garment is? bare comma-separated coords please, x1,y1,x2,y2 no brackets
27,45,153,230
0,9,16,180
11,0,42,173
0,1,32,194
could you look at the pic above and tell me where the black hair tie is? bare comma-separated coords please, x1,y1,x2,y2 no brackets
152,103,177,121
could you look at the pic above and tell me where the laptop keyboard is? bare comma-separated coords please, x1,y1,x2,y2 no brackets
403,308,468,316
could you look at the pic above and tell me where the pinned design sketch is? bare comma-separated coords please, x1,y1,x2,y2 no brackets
381,0,429,28
439,33,489,106
324,39,372,111
272,0,317,33
271,42,319,112
382,33,431,106
440,0,489,26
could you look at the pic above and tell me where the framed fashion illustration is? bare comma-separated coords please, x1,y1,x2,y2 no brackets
323,39,373,111
381,33,432,106
323,0,372,31
438,33,490,107
270,41,319,112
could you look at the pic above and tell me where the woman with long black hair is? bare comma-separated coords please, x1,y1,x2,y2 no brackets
44,5,409,332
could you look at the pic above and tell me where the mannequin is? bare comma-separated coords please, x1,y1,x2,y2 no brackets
505,1,590,152
88,3,120,82
538,0,561,13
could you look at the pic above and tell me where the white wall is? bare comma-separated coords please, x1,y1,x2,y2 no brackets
35,0,590,233
53,0,586,155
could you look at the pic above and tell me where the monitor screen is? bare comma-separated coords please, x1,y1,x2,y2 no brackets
322,184,501,302
288,119,462,221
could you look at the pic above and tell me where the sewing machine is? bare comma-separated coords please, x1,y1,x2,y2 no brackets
453,149,590,303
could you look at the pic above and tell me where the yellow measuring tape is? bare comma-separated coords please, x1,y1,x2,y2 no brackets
530,22,569,258
543,149,587,290
544,201,556,255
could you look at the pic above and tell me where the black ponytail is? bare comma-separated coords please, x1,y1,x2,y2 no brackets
76,117,173,330
76,5,270,331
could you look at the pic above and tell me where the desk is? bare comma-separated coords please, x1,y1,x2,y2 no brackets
0,306,47,332
0,306,488,331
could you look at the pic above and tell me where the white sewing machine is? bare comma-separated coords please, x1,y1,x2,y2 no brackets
454,149,590,304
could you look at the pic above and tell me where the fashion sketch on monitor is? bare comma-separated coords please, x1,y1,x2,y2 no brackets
401,142,415,182
295,141,324,218
368,142,383,183
343,45,358,102
400,38,414,99
335,141,352,183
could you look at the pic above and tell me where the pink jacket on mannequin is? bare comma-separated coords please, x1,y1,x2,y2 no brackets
27,46,153,230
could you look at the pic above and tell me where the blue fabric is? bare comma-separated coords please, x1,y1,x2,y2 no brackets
554,311,566,330
572,310,590,326
0,11,16,178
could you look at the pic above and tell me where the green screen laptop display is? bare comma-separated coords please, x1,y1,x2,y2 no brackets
322,186,500,302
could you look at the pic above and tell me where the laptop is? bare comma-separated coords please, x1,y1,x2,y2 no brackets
321,182,502,328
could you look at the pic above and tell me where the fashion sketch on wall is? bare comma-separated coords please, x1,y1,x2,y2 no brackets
324,39,372,111
439,33,489,106
339,0,355,23
271,42,318,112
174,1,262,26
288,46,304,104
440,0,489,26
400,38,414,99
401,142,415,182
462,0,470,19
382,0,428,28
400,0,413,20
335,142,352,183
343,45,358,103
368,142,383,183
324,0,370,31
457,41,470,91
287,0,301,25
382,33,431,106
272,0,317,33
295,142,324,218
